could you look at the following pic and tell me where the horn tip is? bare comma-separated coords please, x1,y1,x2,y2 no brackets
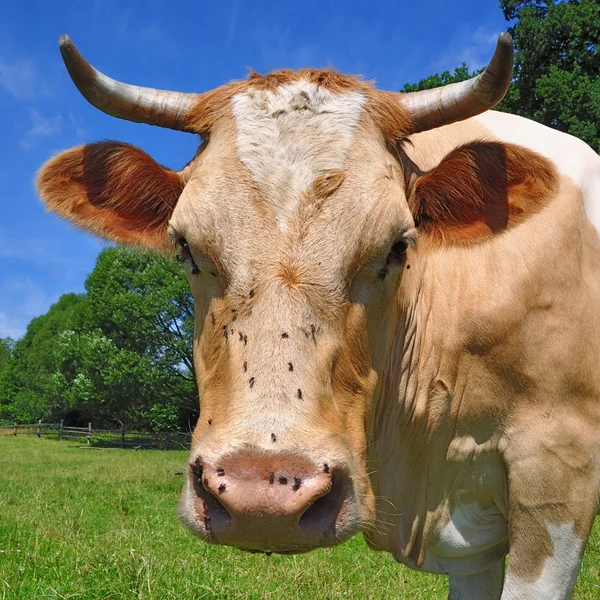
497,31,513,48
58,34,72,49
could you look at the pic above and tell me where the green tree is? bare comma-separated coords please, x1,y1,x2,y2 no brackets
52,248,197,430
403,0,600,151
500,0,600,150
401,63,475,93
0,294,85,424
0,338,14,375
1,248,198,431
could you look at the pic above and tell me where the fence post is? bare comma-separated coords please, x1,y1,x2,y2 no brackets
87,422,92,445
37,419,42,438
59,420,63,441
13,422,17,437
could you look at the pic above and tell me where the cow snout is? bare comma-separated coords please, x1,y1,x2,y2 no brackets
185,449,352,553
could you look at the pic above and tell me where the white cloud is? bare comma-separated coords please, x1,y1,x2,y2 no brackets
19,109,63,149
0,228,103,275
432,25,500,73
226,0,240,45
0,57,37,99
0,57,49,100
68,111,88,139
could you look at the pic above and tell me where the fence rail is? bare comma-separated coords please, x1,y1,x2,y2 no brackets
0,421,191,450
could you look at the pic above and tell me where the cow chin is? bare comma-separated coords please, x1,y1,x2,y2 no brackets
177,449,369,554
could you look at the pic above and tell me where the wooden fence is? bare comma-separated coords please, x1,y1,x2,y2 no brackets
0,421,191,450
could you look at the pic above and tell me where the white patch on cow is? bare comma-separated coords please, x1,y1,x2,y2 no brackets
434,502,508,559
406,499,508,577
475,111,600,235
232,81,365,230
501,522,584,600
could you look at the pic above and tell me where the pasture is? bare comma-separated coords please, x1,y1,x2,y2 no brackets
0,437,598,600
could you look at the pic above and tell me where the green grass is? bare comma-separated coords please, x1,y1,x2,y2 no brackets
0,437,598,600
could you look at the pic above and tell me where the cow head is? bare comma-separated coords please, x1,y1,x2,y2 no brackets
38,34,548,554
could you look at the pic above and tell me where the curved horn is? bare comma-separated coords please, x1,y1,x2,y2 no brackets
58,35,199,132
400,32,514,134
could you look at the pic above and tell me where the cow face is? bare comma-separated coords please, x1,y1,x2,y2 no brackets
170,84,417,552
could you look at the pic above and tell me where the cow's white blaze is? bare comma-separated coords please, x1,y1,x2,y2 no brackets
231,81,365,230
501,522,584,600
476,111,600,235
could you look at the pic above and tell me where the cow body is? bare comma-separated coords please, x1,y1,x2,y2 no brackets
362,113,600,596
38,36,600,599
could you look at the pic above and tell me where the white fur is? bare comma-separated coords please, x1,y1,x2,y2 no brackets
435,502,507,559
501,522,584,600
476,111,600,234
232,81,365,230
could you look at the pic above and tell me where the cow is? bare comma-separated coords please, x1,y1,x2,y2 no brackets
37,33,600,599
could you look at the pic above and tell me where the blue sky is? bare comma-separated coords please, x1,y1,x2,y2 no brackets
0,0,507,339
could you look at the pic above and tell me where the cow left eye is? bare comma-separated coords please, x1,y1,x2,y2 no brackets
390,240,408,260
176,237,200,275
387,239,409,265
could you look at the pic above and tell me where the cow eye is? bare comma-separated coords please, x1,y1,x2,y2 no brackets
176,237,200,275
388,239,409,263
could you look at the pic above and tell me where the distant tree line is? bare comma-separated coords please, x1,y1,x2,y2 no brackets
0,248,197,431
0,0,597,430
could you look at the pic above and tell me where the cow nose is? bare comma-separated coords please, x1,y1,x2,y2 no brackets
190,451,347,552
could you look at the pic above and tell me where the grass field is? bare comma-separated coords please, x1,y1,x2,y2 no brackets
0,437,598,600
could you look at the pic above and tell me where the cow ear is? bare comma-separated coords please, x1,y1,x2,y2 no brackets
37,141,184,249
409,141,557,245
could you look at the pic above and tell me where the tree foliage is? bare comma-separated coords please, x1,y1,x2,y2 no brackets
0,248,197,430
401,64,474,93
0,338,14,376
404,0,600,151
0,294,85,424
501,0,600,150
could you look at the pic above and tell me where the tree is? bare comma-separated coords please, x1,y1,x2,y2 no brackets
401,63,475,93
0,248,198,430
0,338,14,375
500,0,600,150
52,247,198,430
0,294,85,424
403,0,600,151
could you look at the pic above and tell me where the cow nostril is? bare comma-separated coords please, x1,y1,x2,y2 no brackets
299,471,346,533
191,465,232,528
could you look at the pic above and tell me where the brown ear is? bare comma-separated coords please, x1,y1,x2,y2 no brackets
37,141,184,248
410,141,558,244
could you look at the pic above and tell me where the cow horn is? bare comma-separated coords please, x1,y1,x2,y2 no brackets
58,35,199,132
400,32,514,133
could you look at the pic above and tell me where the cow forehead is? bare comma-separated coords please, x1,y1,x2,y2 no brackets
231,81,366,231
173,79,411,274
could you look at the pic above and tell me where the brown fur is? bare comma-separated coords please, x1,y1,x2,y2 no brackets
311,170,346,199
410,142,558,244
37,141,183,248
